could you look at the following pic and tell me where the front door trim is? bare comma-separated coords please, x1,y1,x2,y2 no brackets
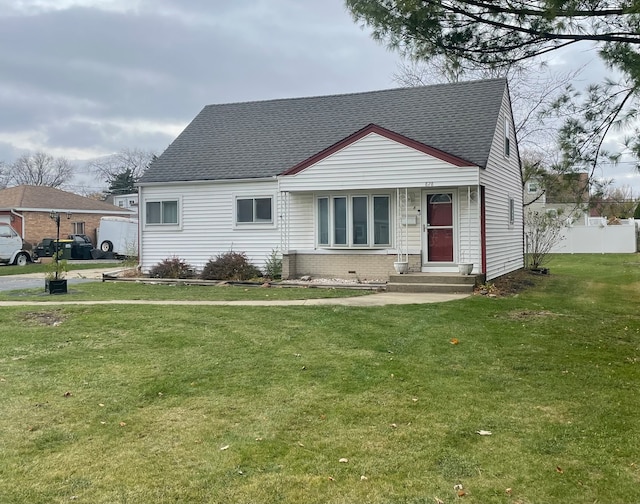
421,189,457,268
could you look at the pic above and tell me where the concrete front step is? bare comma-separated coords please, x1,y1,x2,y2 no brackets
387,282,475,294
387,273,480,294
388,273,478,285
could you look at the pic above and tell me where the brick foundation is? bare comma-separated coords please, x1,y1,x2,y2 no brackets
283,253,421,281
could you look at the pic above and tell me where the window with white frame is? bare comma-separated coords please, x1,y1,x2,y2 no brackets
317,194,390,248
72,222,85,234
527,181,539,193
235,196,273,224
146,200,179,225
504,117,511,157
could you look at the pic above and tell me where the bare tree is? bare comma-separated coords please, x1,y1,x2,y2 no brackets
592,184,637,219
88,148,156,185
525,210,565,270
0,161,7,189
7,151,72,188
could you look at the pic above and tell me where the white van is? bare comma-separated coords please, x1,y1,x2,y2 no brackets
97,216,139,256
0,223,33,266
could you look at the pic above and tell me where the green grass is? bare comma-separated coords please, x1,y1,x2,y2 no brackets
0,280,370,301
0,254,639,503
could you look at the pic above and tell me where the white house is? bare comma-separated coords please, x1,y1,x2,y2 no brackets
111,193,139,216
138,79,524,281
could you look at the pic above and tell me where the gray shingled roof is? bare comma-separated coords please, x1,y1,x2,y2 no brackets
140,79,508,184
0,185,132,212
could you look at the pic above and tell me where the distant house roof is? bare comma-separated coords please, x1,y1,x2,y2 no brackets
140,78,508,184
0,185,132,213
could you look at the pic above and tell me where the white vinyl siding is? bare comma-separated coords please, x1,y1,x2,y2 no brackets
480,88,524,280
456,187,481,269
139,181,280,273
279,133,479,192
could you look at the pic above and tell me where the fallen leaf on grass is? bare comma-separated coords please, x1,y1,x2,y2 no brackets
119,422,126,427
506,488,512,495
453,484,463,491
457,490,466,497
450,338,459,345
339,458,349,463
328,476,335,481
63,391,72,397
476,430,492,436
556,466,564,474
220,445,230,451
435,498,445,504
360,475,368,481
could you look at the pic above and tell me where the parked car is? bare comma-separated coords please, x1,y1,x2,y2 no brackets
0,223,34,266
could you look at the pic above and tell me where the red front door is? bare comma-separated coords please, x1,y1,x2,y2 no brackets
426,193,453,262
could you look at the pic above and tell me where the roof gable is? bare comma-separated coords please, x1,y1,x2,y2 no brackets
140,78,508,184
282,124,474,176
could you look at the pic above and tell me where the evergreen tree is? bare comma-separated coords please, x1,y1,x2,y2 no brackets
107,168,136,195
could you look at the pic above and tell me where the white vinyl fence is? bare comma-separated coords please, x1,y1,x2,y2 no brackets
550,218,638,254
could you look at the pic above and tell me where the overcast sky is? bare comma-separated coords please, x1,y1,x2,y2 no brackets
1,0,638,195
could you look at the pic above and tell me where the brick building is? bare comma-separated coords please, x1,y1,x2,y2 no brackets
0,185,134,246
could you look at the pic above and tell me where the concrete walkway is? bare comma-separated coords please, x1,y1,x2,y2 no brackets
0,292,469,307
0,268,470,306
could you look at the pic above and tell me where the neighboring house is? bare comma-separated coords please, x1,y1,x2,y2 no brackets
0,185,135,246
138,79,524,281
106,193,139,216
524,172,590,225
524,173,637,253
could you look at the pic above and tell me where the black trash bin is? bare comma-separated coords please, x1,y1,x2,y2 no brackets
68,235,94,260
56,240,73,260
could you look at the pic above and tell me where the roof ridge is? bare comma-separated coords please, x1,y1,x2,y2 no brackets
202,77,507,108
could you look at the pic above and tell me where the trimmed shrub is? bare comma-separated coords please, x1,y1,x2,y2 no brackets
201,251,262,281
149,256,195,279
634,201,640,220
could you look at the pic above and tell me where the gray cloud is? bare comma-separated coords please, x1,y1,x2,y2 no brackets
0,0,637,194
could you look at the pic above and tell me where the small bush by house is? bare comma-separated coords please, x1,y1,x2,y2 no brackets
149,256,195,279
201,252,262,281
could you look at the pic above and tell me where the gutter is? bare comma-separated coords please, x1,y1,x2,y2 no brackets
136,176,277,188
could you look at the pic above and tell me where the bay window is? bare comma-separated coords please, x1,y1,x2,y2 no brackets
317,194,390,248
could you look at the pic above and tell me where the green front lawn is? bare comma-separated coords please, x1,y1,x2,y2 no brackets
0,254,638,504
0,280,370,302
